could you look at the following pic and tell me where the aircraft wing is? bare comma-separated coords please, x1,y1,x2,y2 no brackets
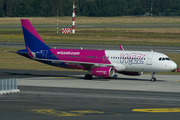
38,58,114,68
35,58,125,71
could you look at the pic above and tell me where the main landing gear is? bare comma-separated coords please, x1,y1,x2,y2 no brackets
151,72,156,82
85,74,92,80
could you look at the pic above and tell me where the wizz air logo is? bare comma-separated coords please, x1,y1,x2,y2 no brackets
120,53,146,65
57,51,80,55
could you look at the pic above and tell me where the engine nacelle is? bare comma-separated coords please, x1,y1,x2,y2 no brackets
91,67,115,78
118,71,143,76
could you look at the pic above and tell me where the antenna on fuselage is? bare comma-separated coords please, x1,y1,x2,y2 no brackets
151,49,153,52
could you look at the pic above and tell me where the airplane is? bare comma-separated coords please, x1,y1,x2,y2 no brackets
17,19,177,82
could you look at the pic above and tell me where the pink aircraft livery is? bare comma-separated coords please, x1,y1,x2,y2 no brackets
17,19,177,81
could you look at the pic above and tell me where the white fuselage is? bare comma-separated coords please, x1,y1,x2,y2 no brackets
105,50,177,72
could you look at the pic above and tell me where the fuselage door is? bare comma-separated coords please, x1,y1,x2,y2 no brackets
147,54,153,65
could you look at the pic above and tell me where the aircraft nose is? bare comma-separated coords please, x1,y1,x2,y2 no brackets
170,61,177,70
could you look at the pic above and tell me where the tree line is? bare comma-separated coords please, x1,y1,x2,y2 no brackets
0,0,180,17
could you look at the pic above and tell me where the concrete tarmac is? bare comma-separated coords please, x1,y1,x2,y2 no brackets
0,68,85,79
1,71,180,120
1,86,180,120
18,74,180,93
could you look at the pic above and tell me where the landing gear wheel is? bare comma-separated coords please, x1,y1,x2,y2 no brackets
84,74,92,80
151,72,156,82
151,78,156,82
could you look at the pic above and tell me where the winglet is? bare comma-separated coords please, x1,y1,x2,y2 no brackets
119,45,124,51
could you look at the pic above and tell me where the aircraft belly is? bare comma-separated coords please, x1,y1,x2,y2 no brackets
125,64,144,71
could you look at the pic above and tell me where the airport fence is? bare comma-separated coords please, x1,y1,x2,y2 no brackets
0,78,20,95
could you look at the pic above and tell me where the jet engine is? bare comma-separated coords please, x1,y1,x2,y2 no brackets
118,71,143,76
91,67,115,78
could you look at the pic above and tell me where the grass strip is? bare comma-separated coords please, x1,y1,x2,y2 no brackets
0,27,180,46
1,16,180,25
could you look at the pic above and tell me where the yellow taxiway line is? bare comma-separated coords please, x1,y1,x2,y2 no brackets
132,108,180,113
22,109,121,117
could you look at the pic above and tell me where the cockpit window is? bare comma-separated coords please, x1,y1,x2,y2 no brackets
159,57,170,61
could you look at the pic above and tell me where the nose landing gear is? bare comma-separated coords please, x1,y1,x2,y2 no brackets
151,72,156,82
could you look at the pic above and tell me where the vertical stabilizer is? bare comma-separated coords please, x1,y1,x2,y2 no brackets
21,19,49,50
